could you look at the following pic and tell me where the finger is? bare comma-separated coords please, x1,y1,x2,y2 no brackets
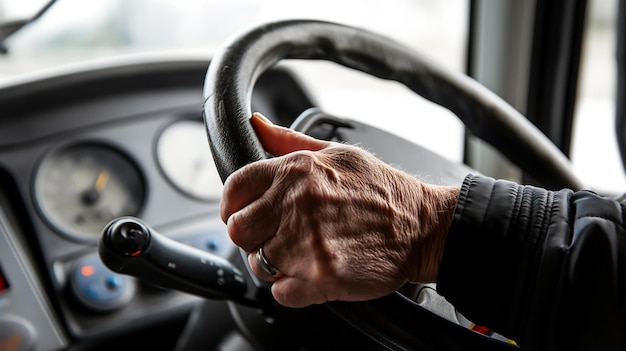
220,160,275,224
225,186,282,252
247,248,283,282
221,161,280,252
271,277,327,308
250,112,331,156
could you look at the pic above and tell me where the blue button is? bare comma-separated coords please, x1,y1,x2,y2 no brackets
105,275,124,291
206,239,219,251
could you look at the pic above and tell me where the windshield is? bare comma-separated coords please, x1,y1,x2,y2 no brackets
0,0,469,163
0,0,467,76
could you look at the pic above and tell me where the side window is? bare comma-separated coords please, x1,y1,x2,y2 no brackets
571,0,624,193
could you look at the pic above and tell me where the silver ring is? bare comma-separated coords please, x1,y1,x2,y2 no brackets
256,247,279,276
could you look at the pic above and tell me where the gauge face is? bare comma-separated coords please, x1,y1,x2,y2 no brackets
156,120,223,200
33,143,145,240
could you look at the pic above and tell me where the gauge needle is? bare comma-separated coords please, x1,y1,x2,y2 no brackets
82,170,109,205
95,170,110,191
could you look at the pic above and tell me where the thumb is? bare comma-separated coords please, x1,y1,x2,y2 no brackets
250,112,331,156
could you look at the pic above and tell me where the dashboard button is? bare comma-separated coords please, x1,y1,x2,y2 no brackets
69,254,135,312
0,315,36,351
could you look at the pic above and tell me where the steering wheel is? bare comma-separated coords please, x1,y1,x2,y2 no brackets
202,19,583,350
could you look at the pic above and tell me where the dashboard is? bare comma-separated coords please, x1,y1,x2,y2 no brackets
0,56,315,350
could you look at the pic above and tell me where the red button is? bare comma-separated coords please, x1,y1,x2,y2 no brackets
0,316,36,351
0,272,8,292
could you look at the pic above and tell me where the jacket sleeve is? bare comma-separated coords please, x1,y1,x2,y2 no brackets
436,174,626,350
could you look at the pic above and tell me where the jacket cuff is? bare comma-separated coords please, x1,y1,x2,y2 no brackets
436,174,558,342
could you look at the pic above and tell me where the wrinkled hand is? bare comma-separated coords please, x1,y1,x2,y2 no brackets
220,113,459,308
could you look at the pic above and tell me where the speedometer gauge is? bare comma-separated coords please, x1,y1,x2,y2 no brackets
156,120,223,200
33,143,145,241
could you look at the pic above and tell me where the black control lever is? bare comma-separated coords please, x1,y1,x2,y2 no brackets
98,216,261,308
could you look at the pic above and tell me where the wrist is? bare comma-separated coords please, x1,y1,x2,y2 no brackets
410,182,460,282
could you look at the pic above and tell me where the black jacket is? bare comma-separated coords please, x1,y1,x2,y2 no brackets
437,174,626,350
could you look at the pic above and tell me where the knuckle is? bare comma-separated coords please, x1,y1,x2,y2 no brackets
273,149,353,215
284,150,317,173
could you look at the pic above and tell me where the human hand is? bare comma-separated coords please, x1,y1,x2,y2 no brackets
220,112,459,308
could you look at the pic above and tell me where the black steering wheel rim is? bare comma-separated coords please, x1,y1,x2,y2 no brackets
202,19,579,350
203,19,583,190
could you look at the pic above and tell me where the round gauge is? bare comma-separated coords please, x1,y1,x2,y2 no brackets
33,143,145,240
156,120,223,200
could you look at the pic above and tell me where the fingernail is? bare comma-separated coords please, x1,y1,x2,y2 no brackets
251,112,274,125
